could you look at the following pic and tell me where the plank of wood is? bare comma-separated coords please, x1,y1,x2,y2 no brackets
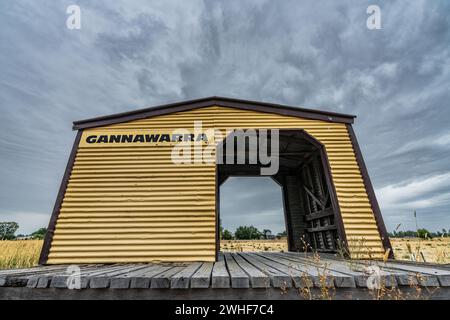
238,253,291,288
305,208,334,221
1,265,79,288
89,265,149,288
252,252,326,288
232,253,270,288
282,252,399,288
50,264,129,288
170,262,203,289
367,261,447,287
278,253,378,288
297,252,439,287
150,267,185,289
1,275,31,288
110,265,161,289
278,253,398,288
130,265,173,289
307,225,337,233
223,253,249,288
211,254,230,288
285,252,400,288
2,271,54,288
303,185,326,208
27,265,101,288
190,263,213,288
2,285,450,300
316,253,436,287
264,252,355,288
385,259,450,271
0,264,74,276
307,253,428,286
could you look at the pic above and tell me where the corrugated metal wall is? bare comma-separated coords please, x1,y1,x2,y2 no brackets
47,106,384,264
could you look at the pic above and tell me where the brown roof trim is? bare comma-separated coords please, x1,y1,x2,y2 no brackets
346,124,394,259
72,96,356,130
39,130,83,265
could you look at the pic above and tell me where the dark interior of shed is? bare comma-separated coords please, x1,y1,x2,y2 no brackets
217,129,340,253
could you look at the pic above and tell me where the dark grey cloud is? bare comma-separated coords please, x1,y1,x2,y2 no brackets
0,0,449,233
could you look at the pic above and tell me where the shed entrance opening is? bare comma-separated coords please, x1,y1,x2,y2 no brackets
217,129,343,254
219,177,286,250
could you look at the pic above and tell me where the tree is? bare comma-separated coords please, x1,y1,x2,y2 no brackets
276,230,287,239
31,227,47,240
234,226,262,240
262,229,272,239
417,228,431,239
221,229,233,240
389,229,450,238
0,222,19,240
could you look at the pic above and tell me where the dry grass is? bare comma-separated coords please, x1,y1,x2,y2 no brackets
0,237,448,270
221,238,289,252
221,238,450,264
390,237,450,264
0,240,42,269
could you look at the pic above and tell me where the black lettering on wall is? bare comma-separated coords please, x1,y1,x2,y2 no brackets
197,133,208,142
172,134,183,142
86,135,97,143
145,134,160,142
133,135,145,143
159,134,170,142
109,135,121,143
121,135,133,143
97,135,108,143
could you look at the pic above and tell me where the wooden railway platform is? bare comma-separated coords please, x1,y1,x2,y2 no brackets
1,252,449,300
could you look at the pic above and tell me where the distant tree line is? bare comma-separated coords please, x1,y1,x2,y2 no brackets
220,224,287,240
220,224,450,241
388,228,449,239
0,222,46,240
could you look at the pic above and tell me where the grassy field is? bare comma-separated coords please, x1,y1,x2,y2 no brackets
390,238,450,264
221,239,289,252
0,238,448,269
221,238,450,264
0,240,43,269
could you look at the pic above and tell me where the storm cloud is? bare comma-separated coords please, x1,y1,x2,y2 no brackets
0,0,449,234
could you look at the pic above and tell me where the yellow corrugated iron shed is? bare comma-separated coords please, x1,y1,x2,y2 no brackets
40,97,391,264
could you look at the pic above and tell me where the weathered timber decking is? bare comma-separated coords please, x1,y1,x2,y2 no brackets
1,252,450,300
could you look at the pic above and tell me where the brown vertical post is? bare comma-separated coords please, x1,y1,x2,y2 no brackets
346,124,393,259
281,176,295,251
39,130,83,265
215,166,220,261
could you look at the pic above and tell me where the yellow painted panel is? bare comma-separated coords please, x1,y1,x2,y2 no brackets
47,105,384,263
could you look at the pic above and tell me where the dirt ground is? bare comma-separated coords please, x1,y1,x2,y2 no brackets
221,238,450,264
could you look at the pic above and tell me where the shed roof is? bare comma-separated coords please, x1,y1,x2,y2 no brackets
73,96,356,130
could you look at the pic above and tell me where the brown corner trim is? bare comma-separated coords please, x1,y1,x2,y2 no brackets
72,96,355,130
38,130,83,265
346,124,394,258
215,164,220,262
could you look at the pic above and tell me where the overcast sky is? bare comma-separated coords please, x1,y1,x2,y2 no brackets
0,1,449,234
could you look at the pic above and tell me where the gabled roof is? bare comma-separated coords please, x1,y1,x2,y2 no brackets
72,96,356,130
